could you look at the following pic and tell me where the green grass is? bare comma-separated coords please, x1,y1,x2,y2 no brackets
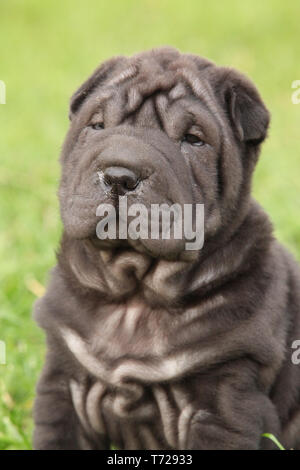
0,0,300,450
262,434,285,450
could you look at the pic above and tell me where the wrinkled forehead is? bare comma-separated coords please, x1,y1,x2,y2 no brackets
82,57,221,136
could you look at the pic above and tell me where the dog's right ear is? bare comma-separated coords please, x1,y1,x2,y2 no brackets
213,67,270,146
69,56,125,120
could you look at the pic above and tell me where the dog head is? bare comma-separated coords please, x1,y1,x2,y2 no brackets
59,47,269,263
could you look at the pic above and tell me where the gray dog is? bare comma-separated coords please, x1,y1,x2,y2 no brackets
33,47,300,450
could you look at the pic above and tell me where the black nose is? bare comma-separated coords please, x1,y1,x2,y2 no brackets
103,166,140,194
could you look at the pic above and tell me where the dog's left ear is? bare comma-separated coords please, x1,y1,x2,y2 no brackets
213,68,270,145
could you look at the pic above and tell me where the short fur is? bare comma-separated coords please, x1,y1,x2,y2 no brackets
33,47,300,450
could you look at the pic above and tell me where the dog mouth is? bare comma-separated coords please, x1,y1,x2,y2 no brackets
89,235,198,263
61,185,204,262
90,202,201,263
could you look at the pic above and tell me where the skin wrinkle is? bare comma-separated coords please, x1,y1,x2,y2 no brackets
34,48,300,451
69,257,105,292
85,381,107,435
69,56,129,116
61,300,286,418
102,250,152,294
105,247,153,283
282,408,300,445
185,207,262,297
178,71,216,114
140,425,163,450
153,95,167,132
216,141,225,199
178,294,226,329
63,323,213,388
70,380,91,435
69,306,199,447
177,405,195,449
62,328,110,381
101,393,123,447
125,90,222,243
183,75,244,212
110,62,214,130
168,82,186,101
122,423,141,450
152,385,178,448
107,65,139,88
192,92,235,208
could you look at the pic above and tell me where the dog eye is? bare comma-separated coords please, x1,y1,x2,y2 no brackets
91,122,104,130
182,134,205,146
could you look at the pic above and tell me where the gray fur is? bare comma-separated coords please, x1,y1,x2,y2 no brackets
33,47,300,450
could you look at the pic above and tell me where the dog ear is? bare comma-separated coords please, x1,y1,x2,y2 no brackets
69,56,126,120
214,68,270,145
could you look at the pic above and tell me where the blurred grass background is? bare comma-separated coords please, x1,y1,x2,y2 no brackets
0,0,299,449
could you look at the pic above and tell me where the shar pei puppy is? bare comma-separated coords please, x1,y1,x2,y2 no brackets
33,47,300,450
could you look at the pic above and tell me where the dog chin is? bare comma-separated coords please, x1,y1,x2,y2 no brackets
90,233,198,262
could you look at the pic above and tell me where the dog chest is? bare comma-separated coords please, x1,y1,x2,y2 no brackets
59,296,226,449
69,376,198,450
60,300,201,449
